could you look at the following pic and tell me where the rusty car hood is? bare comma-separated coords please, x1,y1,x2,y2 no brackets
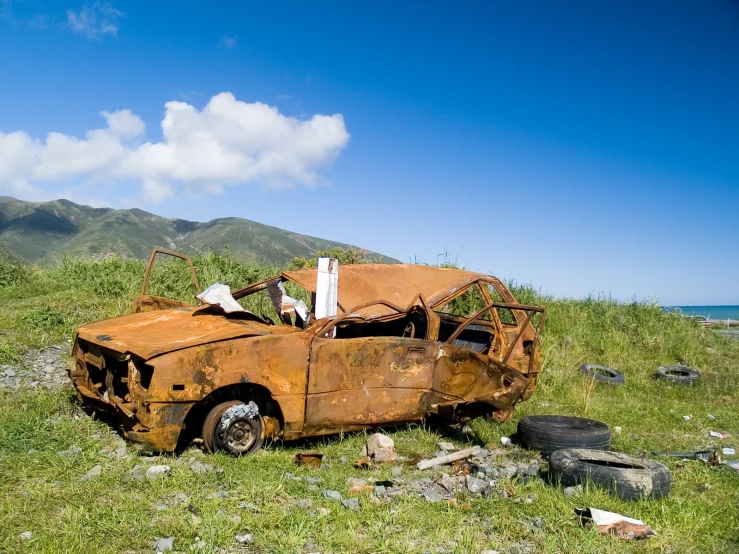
283,264,485,316
76,306,298,359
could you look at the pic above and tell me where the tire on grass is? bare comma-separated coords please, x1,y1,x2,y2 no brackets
549,448,671,500
655,365,700,385
202,400,265,455
580,363,625,386
516,415,611,455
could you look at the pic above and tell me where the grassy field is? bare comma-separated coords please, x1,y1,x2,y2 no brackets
1,252,738,553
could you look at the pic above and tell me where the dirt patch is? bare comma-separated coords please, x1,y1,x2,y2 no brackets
0,345,71,391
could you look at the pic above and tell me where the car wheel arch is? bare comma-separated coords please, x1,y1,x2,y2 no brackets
177,382,284,450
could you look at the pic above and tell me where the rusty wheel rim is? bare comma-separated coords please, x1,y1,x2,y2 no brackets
220,419,256,454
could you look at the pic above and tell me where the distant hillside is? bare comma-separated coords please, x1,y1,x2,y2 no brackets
0,196,397,266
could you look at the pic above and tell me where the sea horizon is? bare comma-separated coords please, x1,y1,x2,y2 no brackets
662,305,739,320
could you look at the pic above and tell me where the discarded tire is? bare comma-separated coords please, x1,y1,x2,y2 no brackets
655,365,701,385
549,448,671,500
517,415,611,455
580,363,625,386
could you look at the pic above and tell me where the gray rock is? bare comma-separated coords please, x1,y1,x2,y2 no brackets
130,465,146,480
296,498,313,508
4,368,16,377
437,441,456,451
486,467,500,478
153,536,174,552
341,498,361,511
563,485,583,497
306,477,323,483
307,484,319,491
59,445,82,457
81,464,102,481
234,533,254,544
422,489,443,502
391,466,402,477
374,485,387,496
19,531,32,541
498,464,517,479
321,489,342,501
146,465,171,480
190,460,214,474
365,433,396,462
466,475,487,494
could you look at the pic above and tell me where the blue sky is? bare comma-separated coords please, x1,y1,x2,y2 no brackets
1,1,737,305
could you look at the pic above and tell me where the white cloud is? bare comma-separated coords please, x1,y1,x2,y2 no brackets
0,92,350,203
67,2,123,39
219,34,237,49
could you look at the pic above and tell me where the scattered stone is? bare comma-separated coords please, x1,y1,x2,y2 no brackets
146,465,171,480
28,448,39,454
208,491,230,499
465,475,487,494
191,537,206,550
155,504,168,511
230,514,242,524
306,476,323,483
153,536,174,552
190,460,214,474
296,498,313,508
564,485,583,497
422,489,444,502
81,465,102,481
58,445,82,457
321,489,342,501
4,368,16,378
130,465,146,480
374,485,387,496
315,507,331,516
234,533,254,544
391,466,402,477
19,531,32,541
307,484,319,491
364,433,396,462
341,498,361,511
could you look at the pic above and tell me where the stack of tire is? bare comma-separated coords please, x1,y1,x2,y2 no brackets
517,415,671,500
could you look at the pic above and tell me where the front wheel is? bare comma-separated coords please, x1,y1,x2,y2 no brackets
202,400,265,455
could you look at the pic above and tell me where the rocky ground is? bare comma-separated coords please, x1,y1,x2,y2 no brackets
0,345,72,391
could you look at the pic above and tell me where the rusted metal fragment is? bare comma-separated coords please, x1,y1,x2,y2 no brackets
294,452,324,467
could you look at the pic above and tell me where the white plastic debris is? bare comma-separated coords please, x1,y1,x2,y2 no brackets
500,436,512,446
722,447,735,456
727,461,739,472
196,282,245,313
710,431,728,439
577,507,656,540
707,414,717,420
682,414,693,421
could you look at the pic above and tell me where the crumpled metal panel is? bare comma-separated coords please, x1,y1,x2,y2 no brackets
283,264,484,317
76,306,299,360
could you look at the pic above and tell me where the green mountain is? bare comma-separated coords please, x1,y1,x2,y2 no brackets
0,196,396,266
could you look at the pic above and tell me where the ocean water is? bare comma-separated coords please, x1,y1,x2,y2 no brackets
663,305,739,320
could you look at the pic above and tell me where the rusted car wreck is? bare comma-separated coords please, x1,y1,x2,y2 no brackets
70,249,546,454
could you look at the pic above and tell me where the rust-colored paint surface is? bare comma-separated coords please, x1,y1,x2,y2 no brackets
69,249,546,453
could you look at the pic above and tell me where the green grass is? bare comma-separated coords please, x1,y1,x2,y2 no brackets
1,253,738,553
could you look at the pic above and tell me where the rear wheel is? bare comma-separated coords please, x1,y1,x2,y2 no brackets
202,400,265,455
